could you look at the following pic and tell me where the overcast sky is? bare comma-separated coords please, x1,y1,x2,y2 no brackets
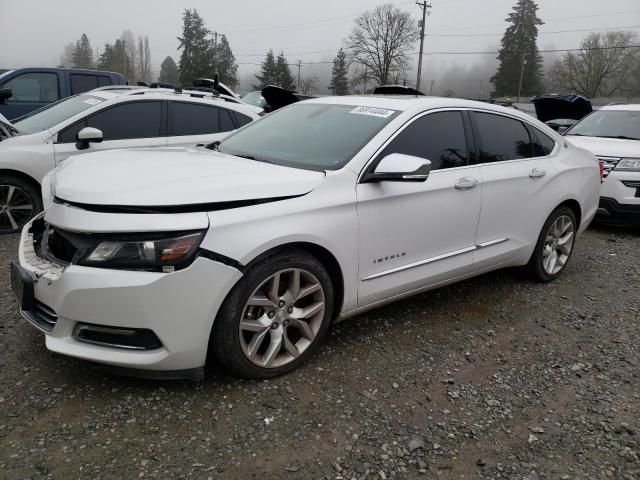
1,0,638,91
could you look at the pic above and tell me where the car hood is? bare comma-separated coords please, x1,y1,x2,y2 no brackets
52,147,325,210
565,135,640,158
532,94,592,122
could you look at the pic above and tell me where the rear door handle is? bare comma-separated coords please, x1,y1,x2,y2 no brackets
529,168,546,178
455,177,480,190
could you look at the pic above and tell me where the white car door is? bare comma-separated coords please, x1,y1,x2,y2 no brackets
356,110,482,307
53,100,166,164
470,111,559,269
165,101,238,148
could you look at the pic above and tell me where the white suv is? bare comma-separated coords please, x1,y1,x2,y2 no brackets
0,86,260,233
564,104,640,226
12,96,600,380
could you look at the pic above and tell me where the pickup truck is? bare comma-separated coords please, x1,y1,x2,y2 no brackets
0,67,127,120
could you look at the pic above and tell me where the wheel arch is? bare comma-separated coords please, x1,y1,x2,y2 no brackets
243,241,345,321
0,169,42,199
557,198,582,228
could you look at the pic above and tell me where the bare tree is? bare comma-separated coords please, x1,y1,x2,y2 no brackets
345,3,418,86
550,31,639,98
137,36,152,83
299,75,319,95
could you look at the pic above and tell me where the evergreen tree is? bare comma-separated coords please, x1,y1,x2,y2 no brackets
253,49,278,89
178,9,213,85
329,48,350,95
159,56,180,84
71,34,95,69
212,35,238,87
491,0,544,97
97,39,131,78
275,52,296,90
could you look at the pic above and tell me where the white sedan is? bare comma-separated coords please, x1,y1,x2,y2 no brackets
13,96,600,380
0,86,260,233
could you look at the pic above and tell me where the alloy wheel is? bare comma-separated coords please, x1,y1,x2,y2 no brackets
239,268,326,368
542,214,575,275
0,184,35,233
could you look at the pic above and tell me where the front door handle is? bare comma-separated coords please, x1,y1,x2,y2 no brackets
529,168,547,178
455,177,480,190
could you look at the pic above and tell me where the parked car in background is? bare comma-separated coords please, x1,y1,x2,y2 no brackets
564,104,640,226
531,93,592,132
0,68,127,120
242,91,268,109
12,96,600,380
0,86,260,233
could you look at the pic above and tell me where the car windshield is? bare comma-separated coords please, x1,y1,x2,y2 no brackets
13,94,107,134
220,103,399,171
566,110,640,140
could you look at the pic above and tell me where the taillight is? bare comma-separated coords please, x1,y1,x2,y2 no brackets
599,161,604,182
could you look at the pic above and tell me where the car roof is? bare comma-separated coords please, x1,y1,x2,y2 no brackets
303,95,537,120
598,104,640,112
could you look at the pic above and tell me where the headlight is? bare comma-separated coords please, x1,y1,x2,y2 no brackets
78,232,205,272
615,158,640,171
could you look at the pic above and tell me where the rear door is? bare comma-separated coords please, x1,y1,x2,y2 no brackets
470,110,558,269
53,100,166,163
166,101,238,147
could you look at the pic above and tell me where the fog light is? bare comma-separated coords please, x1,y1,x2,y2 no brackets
73,323,163,350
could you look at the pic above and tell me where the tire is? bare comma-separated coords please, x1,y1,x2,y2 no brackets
526,206,577,282
0,175,42,234
210,249,334,379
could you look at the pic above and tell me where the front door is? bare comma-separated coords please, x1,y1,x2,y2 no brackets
356,110,482,306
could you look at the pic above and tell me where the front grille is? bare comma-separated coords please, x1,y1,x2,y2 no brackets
597,156,621,179
23,301,59,332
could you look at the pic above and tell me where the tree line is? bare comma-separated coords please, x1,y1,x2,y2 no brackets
58,1,640,98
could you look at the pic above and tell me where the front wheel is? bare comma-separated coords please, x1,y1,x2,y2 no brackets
210,250,334,379
0,176,42,234
526,206,577,282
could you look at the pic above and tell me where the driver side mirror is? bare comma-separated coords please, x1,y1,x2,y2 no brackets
76,127,103,150
0,88,12,104
363,153,432,183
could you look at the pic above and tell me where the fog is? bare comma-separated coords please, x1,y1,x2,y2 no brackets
1,0,638,95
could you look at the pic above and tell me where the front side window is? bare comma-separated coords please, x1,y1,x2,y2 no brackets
3,72,59,102
58,101,162,142
169,102,221,136
474,112,533,163
528,126,556,156
220,103,399,171
566,110,640,141
378,111,468,170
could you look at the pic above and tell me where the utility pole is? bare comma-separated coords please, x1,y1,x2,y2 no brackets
212,32,219,76
429,79,434,95
416,1,431,92
363,66,368,94
517,54,527,103
296,60,302,91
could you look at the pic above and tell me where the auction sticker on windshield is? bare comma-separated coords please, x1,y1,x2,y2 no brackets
349,106,396,118
83,98,102,106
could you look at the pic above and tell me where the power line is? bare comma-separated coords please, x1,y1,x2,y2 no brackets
414,44,640,56
427,24,640,37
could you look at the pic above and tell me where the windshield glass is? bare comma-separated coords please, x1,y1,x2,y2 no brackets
566,110,640,140
220,103,399,171
14,94,107,134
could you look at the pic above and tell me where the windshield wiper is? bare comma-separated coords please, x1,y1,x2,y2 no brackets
595,135,640,141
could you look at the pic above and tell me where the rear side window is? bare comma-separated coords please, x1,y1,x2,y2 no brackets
169,102,222,136
97,76,111,87
219,109,235,132
3,72,59,102
59,101,162,142
70,74,100,94
378,111,468,170
233,111,254,127
528,126,556,156
474,112,533,162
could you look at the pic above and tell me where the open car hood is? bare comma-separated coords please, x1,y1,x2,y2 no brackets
261,85,316,112
532,94,593,123
373,85,425,96
51,147,324,212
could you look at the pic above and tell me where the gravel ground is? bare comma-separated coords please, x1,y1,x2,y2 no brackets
0,225,638,480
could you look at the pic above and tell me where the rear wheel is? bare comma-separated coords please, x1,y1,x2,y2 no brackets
526,206,577,282
0,176,42,234
210,250,334,379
